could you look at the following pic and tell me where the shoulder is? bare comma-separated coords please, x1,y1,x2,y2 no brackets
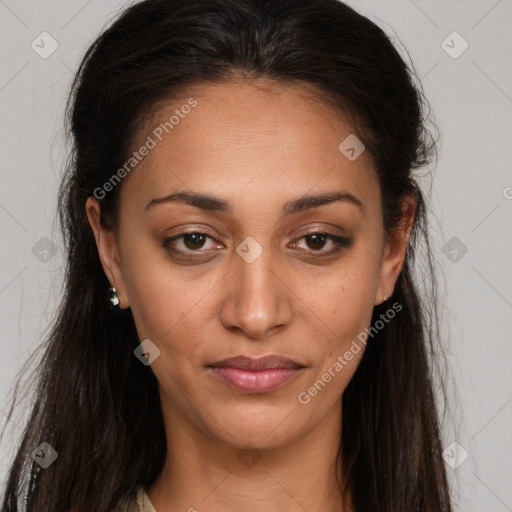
113,488,157,512
139,488,158,512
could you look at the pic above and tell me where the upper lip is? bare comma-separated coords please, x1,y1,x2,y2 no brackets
208,355,304,370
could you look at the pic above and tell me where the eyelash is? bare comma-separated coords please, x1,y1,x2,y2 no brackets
162,230,352,258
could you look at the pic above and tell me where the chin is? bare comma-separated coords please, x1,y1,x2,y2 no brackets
205,404,306,449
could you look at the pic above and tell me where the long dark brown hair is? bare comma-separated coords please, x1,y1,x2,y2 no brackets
1,0,452,510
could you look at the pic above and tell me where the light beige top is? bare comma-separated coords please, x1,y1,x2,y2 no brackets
118,488,158,512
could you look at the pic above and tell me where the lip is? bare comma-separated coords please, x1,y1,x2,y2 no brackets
207,355,304,392
209,355,303,370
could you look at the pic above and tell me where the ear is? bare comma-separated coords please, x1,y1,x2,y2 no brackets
85,196,130,309
374,194,416,306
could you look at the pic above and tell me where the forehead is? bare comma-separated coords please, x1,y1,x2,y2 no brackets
120,79,381,218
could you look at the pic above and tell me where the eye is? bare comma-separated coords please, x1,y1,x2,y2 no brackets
162,229,352,259
290,231,352,255
162,231,222,255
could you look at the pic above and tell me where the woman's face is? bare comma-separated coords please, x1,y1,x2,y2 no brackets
87,79,409,450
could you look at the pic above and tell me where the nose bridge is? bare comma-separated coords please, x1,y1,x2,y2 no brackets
220,242,292,338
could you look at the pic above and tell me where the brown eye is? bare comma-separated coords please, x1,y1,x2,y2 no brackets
182,233,207,250
162,231,220,255
291,231,353,256
305,233,328,250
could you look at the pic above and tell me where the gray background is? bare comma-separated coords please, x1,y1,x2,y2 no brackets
1,0,511,510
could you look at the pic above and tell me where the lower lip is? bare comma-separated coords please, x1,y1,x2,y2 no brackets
208,366,301,392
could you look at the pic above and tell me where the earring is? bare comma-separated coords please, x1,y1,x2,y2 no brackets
108,286,120,307
376,296,387,306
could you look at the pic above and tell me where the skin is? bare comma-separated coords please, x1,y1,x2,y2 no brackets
86,79,415,512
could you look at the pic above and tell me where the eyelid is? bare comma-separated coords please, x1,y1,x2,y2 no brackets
163,230,223,254
289,230,353,254
162,227,352,259
294,223,348,237
162,224,223,242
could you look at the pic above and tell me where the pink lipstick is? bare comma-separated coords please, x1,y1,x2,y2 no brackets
207,355,303,392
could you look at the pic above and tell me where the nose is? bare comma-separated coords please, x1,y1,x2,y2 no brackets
219,249,293,340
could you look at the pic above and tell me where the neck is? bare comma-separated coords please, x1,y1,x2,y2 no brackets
147,401,350,512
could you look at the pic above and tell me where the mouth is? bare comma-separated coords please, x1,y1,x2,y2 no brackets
207,355,305,393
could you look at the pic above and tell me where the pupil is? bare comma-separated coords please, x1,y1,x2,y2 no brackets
307,233,326,250
184,233,206,250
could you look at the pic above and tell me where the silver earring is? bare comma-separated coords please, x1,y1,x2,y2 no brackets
108,286,120,307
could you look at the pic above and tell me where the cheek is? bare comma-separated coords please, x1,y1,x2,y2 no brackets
127,276,207,347
119,240,198,341
305,252,381,372
125,263,210,396
311,257,381,331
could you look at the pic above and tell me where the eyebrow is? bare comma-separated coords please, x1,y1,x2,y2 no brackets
145,190,364,216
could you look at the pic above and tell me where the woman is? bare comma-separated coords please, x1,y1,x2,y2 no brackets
1,0,451,510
